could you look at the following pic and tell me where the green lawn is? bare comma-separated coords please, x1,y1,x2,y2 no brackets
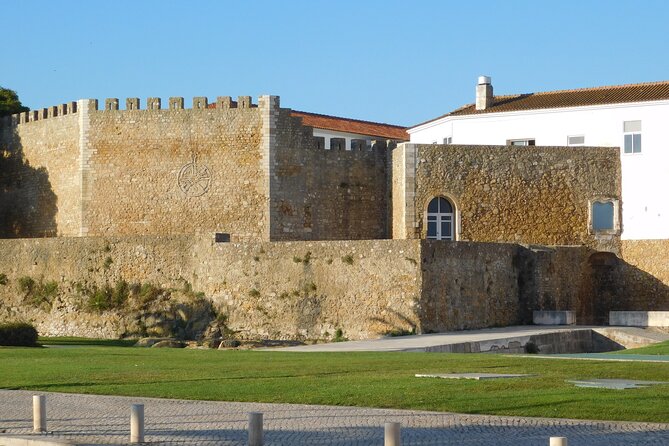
613,340,669,355
1,346,668,423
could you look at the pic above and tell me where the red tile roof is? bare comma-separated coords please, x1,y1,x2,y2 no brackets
207,102,407,140
412,80,669,128
291,110,408,140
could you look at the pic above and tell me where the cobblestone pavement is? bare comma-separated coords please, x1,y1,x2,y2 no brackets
1,390,668,445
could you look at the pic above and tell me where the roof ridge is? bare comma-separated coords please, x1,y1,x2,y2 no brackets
409,79,669,129
291,110,407,129
520,79,669,97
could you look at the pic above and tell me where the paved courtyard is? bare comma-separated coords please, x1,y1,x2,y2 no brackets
1,390,668,445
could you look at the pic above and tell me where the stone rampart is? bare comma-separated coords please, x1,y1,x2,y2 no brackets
1,95,396,242
392,144,622,252
270,110,389,241
615,240,669,310
81,98,267,239
0,235,645,340
0,107,81,237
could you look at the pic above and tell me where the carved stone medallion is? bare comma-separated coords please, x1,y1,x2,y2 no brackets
178,155,211,197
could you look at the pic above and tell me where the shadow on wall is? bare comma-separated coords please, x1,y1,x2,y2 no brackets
586,252,669,324
368,307,419,336
0,123,57,237
412,242,669,333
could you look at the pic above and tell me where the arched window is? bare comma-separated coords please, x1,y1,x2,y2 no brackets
426,197,455,240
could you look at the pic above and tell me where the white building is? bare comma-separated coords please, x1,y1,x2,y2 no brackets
291,110,407,150
408,77,669,240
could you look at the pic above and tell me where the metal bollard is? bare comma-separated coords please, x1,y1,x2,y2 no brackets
33,395,46,432
130,404,145,443
385,422,401,446
550,437,568,446
248,412,263,446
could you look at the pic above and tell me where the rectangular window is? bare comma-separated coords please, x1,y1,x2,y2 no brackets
623,120,641,154
567,135,585,146
443,137,452,144
507,139,535,146
589,199,620,235
592,202,614,231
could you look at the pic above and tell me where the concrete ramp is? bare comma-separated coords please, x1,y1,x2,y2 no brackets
276,326,668,353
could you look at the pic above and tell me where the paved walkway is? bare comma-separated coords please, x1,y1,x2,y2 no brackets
274,326,597,352
1,390,668,445
275,325,669,353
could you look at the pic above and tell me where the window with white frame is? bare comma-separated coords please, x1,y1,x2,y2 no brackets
426,197,455,240
443,136,452,144
567,135,585,146
589,199,620,234
507,138,535,146
623,120,641,154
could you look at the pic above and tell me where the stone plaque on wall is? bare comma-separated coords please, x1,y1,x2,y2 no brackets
178,155,212,197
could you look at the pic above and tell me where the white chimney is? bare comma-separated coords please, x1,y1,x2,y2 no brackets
476,76,494,110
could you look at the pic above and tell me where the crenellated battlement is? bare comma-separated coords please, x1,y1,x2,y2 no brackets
2,96,272,128
88,95,263,111
2,101,79,127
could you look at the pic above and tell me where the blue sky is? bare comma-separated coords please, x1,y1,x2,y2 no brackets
4,1,669,126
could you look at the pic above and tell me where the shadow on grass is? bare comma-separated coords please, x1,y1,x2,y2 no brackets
39,338,138,347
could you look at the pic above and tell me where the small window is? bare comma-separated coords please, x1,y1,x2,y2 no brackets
330,138,345,151
589,199,619,235
567,135,585,146
350,139,368,151
507,139,535,146
623,120,641,154
443,137,452,144
431,140,438,144
592,202,614,231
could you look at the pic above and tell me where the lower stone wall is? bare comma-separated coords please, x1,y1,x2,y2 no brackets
190,239,422,339
617,240,669,310
0,236,195,338
420,242,524,331
0,236,667,340
0,236,424,340
530,246,596,324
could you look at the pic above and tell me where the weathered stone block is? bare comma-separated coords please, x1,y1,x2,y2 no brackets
610,311,669,327
105,98,119,111
147,97,161,110
533,311,576,325
126,98,140,110
169,97,184,110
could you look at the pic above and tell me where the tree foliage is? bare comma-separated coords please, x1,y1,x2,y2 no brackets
0,87,29,117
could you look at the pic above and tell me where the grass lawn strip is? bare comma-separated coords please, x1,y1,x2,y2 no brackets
612,340,669,355
0,346,667,423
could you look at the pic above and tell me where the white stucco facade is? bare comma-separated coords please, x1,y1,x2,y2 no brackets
408,100,669,240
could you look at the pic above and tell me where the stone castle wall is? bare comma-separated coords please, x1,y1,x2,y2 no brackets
0,235,642,340
270,109,389,241
81,99,267,240
0,106,81,237
1,96,395,242
0,236,422,339
392,144,622,252
616,240,669,311
189,238,422,339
